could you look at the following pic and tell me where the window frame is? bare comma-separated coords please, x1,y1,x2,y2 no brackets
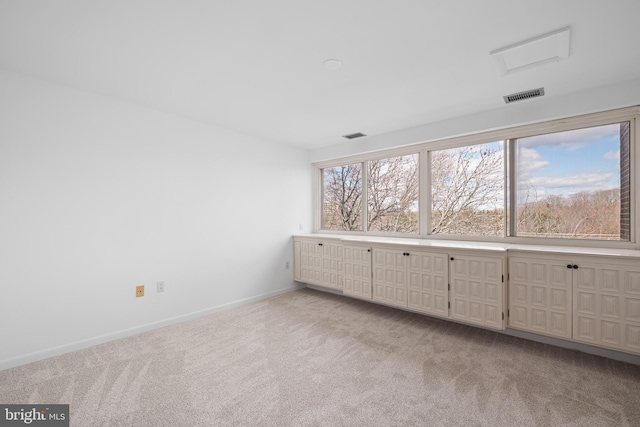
366,153,420,234
320,162,364,232
312,106,639,249
428,139,507,238
315,146,422,237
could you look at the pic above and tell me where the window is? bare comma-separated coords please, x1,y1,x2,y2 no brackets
368,154,419,233
320,155,419,233
315,107,637,245
431,142,504,236
322,163,363,231
515,123,630,240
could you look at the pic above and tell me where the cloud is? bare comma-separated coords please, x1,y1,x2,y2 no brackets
518,124,619,150
518,147,549,176
604,150,620,161
517,172,616,203
527,172,614,190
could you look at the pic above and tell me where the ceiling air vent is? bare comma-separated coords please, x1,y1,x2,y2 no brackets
503,87,545,104
342,132,367,140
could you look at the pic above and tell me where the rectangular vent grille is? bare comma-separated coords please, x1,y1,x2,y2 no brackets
342,132,366,140
503,87,545,103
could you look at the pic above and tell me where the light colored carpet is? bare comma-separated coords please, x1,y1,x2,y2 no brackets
1,287,640,426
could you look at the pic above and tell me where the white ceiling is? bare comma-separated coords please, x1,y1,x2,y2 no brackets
1,1,639,150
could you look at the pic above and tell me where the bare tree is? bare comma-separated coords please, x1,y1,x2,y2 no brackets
517,189,621,239
367,155,419,233
517,192,564,236
322,146,504,235
431,144,504,235
322,164,362,230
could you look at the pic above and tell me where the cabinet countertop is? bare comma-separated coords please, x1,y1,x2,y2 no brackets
292,234,640,259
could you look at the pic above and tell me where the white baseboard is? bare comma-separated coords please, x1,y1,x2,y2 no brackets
0,284,304,371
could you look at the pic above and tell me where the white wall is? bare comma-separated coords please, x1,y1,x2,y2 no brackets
0,70,312,369
310,78,640,162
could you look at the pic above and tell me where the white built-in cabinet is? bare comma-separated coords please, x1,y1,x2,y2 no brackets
509,252,640,355
294,237,506,330
294,238,343,290
450,254,504,330
371,248,449,316
407,251,449,317
508,256,572,339
573,260,640,354
343,245,372,299
294,237,640,356
372,248,409,308
294,239,321,285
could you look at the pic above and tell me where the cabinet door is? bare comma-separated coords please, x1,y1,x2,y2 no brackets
508,257,572,339
343,245,372,299
321,242,343,290
300,241,322,285
407,251,449,317
450,255,504,330
373,249,408,308
573,262,640,355
294,240,301,281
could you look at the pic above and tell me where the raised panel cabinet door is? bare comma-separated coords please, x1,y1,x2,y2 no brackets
573,262,640,355
407,251,449,317
343,245,372,299
299,240,322,285
508,257,572,338
373,248,408,308
321,243,343,290
450,255,504,330
293,240,301,281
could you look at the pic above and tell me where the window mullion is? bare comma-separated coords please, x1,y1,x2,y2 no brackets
632,117,638,244
314,167,321,233
362,161,368,232
508,139,517,237
420,150,431,236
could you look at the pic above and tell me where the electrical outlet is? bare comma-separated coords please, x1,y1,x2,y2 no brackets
136,285,144,297
157,282,165,293
285,261,290,269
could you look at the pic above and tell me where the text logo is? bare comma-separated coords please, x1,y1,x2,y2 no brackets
0,405,68,427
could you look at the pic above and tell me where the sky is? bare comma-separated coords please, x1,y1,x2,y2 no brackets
517,123,623,202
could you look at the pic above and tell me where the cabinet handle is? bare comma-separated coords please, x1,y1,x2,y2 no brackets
573,265,578,269
450,257,454,261
567,264,572,269
318,243,323,246
367,249,371,252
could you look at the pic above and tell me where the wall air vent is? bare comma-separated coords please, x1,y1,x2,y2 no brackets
503,87,545,104
342,132,367,140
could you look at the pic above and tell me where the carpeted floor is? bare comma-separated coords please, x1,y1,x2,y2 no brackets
2,287,640,426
